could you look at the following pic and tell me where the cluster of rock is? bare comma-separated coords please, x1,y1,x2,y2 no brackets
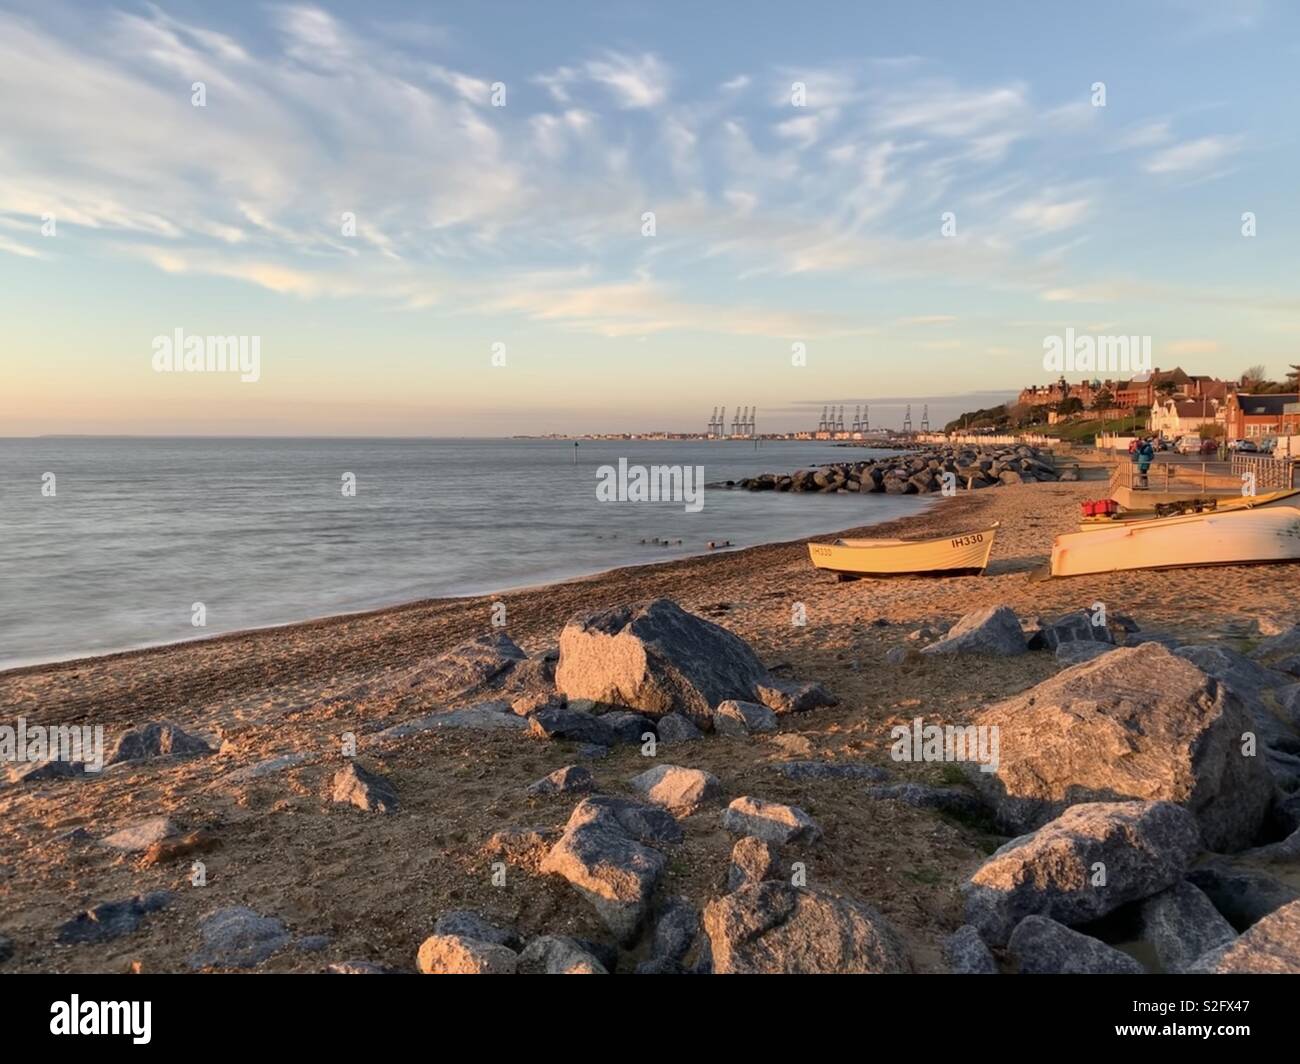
899,604,1300,973
730,444,1069,495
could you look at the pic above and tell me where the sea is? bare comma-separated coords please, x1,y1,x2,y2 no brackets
0,437,927,669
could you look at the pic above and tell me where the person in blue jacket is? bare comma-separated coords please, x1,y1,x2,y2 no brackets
1136,436,1155,489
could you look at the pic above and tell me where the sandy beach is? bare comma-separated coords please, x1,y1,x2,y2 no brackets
4,466,1299,974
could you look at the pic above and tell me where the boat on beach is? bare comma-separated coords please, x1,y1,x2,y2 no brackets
1045,505,1300,577
1076,488,1300,530
808,523,999,577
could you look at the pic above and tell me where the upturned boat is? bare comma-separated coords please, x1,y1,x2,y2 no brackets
808,523,999,577
1077,488,1300,531
1045,505,1300,577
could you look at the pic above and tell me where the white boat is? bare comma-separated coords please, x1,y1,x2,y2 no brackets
808,523,999,577
1047,505,1300,577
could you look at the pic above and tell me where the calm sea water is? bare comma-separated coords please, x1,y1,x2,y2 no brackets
0,438,925,669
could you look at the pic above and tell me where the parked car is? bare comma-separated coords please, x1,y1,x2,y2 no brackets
1233,439,1259,453
1175,436,1201,455
1259,437,1277,454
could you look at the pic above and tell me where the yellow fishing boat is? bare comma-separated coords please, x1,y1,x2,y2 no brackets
1077,488,1300,530
808,523,999,577
1046,506,1300,577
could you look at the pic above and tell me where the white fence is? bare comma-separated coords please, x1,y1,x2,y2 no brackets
916,433,1054,447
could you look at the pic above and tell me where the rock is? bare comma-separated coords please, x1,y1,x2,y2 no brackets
1174,643,1300,787
863,782,984,817
598,711,656,744
101,817,179,853
753,679,837,714
106,721,213,765
635,897,700,974
189,907,291,969
728,836,783,891
964,801,1202,946
526,765,595,796
0,935,11,964
1188,899,1300,973
1186,862,1300,930
554,598,770,726
433,911,522,950
1034,609,1114,651
57,891,173,945
921,605,1027,657
295,935,331,952
655,713,702,742
326,960,398,974
966,644,1273,852
482,826,558,865
883,646,915,667
1007,916,1146,974
1237,826,1300,863
8,759,85,784
704,882,911,974
1250,624,1300,663
528,706,618,746
773,761,889,782
403,632,526,699
944,925,998,974
713,700,778,736
517,935,608,974
1139,882,1236,972
331,762,399,814
540,797,679,942
629,764,722,813
416,934,518,974
722,796,822,844
1055,641,1116,665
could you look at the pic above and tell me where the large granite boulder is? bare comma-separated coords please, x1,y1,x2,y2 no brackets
704,882,910,974
1139,882,1236,972
1188,899,1300,973
106,721,213,765
555,599,770,726
539,797,680,942
966,643,1273,852
921,605,1027,657
964,801,1202,946
402,632,527,700
1008,916,1145,974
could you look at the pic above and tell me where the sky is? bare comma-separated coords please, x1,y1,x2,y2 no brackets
2,0,1299,435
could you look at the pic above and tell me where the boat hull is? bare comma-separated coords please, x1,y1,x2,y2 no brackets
1077,488,1300,531
808,525,998,576
1051,506,1300,577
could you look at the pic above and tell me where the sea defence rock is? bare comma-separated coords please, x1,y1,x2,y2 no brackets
57,891,174,945
1008,916,1146,974
517,935,608,974
417,934,518,974
944,925,998,974
188,907,291,969
101,817,179,852
540,797,680,942
526,765,595,796
727,836,783,891
628,764,722,814
1186,862,1300,929
921,606,1027,656
402,632,527,700
963,801,1201,947
1188,899,1300,973
1031,609,1114,652
331,762,399,814
965,644,1273,852
433,910,521,949
703,882,911,974
1139,882,1236,973
656,713,702,743
106,721,213,765
635,897,702,974
722,797,822,844
713,700,778,736
555,599,798,726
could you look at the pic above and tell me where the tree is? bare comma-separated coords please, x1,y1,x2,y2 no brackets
1056,396,1083,417
1287,364,1300,390
1242,365,1268,392
1156,379,1180,398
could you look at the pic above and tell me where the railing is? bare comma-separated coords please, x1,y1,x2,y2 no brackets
918,433,1054,446
1109,459,1236,495
1232,453,1297,491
